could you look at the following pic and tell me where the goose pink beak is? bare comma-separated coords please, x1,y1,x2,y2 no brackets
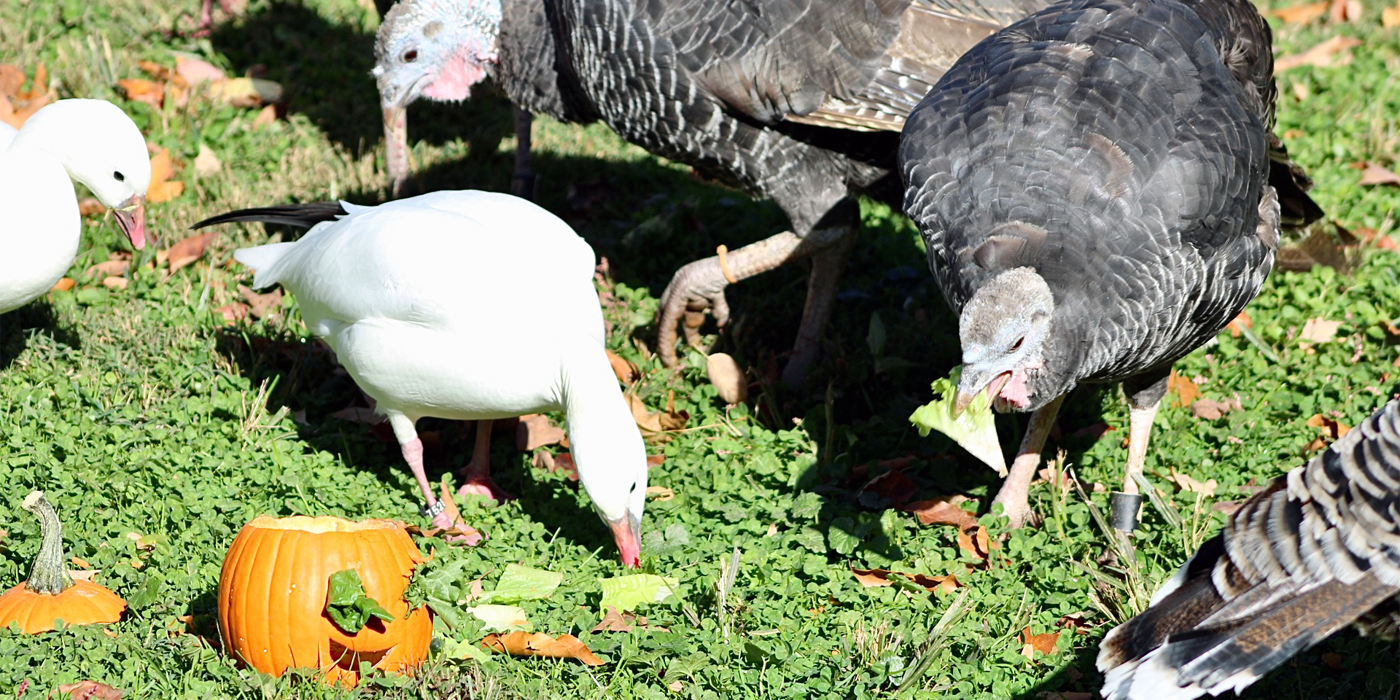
608,515,642,568
112,194,146,250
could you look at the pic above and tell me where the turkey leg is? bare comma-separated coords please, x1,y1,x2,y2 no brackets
992,394,1065,529
1113,370,1171,531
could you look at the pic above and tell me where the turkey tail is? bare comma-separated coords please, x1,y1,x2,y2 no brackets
193,201,349,230
1098,397,1400,700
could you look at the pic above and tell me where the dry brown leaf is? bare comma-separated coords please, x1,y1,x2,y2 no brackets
1300,317,1343,343
591,606,634,632
606,349,638,385
1321,651,1343,669
214,303,249,324
1021,628,1060,659
1167,370,1201,408
535,451,579,482
516,414,566,451
1167,469,1218,497
146,149,185,204
86,259,130,278
1329,0,1362,22
646,486,675,501
1304,413,1352,453
1359,163,1400,186
626,393,663,433
54,681,124,700
71,556,91,569
1275,35,1363,72
901,496,976,529
401,522,484,545
1226,310,1253,338
70,569,101,582
660,391,688,431
175,56,226,85
117,78,164,109
101,276,128,291
1057,612,1091,635
850,567,959,594
957,524,994,561
78,198,107,217
481,631,605,665
160,231,213,273
252,104,278,127
49,277,75,293
0,64,49,129
238,285,282,319
646,454,665,469
1191,396,1242,420
1385,0,1400,27
667,681,683,692
706,352,748,404
1271,0,1328,23
193,143,222,176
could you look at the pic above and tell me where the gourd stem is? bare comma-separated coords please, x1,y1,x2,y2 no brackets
21,491,72,595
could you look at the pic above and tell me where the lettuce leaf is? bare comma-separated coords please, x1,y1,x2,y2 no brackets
909,365,1006,476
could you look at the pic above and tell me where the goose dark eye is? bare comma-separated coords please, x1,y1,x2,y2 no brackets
113,171,125,182
403,50,418,63
1010,337,1024,352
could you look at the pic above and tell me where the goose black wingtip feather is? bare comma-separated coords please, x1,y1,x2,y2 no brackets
192,201,349,230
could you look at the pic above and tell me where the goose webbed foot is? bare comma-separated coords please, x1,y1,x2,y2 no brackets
455,419,511,503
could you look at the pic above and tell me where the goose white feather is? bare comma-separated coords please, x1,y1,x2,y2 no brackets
226,190,649,566
0,100,149,317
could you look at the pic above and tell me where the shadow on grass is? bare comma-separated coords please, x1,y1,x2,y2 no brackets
0,303,82,371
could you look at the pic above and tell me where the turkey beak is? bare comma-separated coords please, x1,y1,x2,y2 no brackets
607,513,642,569
112,194,146,250
382,103,410,197
953,369,1011,417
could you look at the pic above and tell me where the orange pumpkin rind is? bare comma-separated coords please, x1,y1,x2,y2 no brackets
0,491,126,634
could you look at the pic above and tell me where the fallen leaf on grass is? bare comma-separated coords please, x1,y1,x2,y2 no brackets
0,63,49,129
706,352,747,404
1168,370,1200,407
1276,224,1361,273
193,143,221,176
213,76,284,107
70,569,101,583
1360,162,1400,186
1322,651,1343,669
87,259,130,278
1385,0,1400,26
214,303,249,324
175,56,226,85
146,149,184,204
1275,36,1362,72
438,479,462,528
1226,311,1252,337
49,278,75,292
958,524,994,561
481,631,604,665
590,605,670,633
598,574,678,612
1057,612,1091,635
1270,0,1328,23
625,392,688,435
1300,317,1343,344
401,522,484,545
1329,0,1362,22
252,104,278,128
517,414,565,451
53,681,124,700
607,349,638,385
239,285,282,319
860,466,915,506
668,681,684,692
646,486,675,501
1304,413,1351,453
1167,469,1218,497
1191,396,1242,420
102,276,128,291
1020,628,1060,660
850,567,959,594
532,450,579,481
71,556,91,569
901,496,976,529
117,78,164,109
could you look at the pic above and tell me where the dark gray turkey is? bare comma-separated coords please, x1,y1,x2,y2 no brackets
899,0,1322,527
372,0,1053,384
1097,397,1400,700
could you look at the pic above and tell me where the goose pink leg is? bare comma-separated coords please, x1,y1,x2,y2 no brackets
392,415,481,543
457,420,511,502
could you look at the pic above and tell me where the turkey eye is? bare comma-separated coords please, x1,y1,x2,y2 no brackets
403,50,418,63
1010,337,1024,352
113,171,125,182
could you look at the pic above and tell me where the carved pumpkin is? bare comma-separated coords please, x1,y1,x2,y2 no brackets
217,515,431,687
0,491,126,633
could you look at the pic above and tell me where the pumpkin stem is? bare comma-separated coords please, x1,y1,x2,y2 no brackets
20,491,73,595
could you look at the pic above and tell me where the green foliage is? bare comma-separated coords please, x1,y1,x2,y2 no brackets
325,569,395,634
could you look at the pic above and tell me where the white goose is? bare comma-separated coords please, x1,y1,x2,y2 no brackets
196,191,649,567
0,100,149,327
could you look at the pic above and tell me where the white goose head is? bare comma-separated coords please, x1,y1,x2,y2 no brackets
13,100,150,249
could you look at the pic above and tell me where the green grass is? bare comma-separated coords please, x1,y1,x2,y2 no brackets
1,0,1399,697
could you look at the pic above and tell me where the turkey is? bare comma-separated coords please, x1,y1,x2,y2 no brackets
1,101,149,347
1097,397,1400,700
899,0,1322,528
194,191,650,567
372,0,1053,384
